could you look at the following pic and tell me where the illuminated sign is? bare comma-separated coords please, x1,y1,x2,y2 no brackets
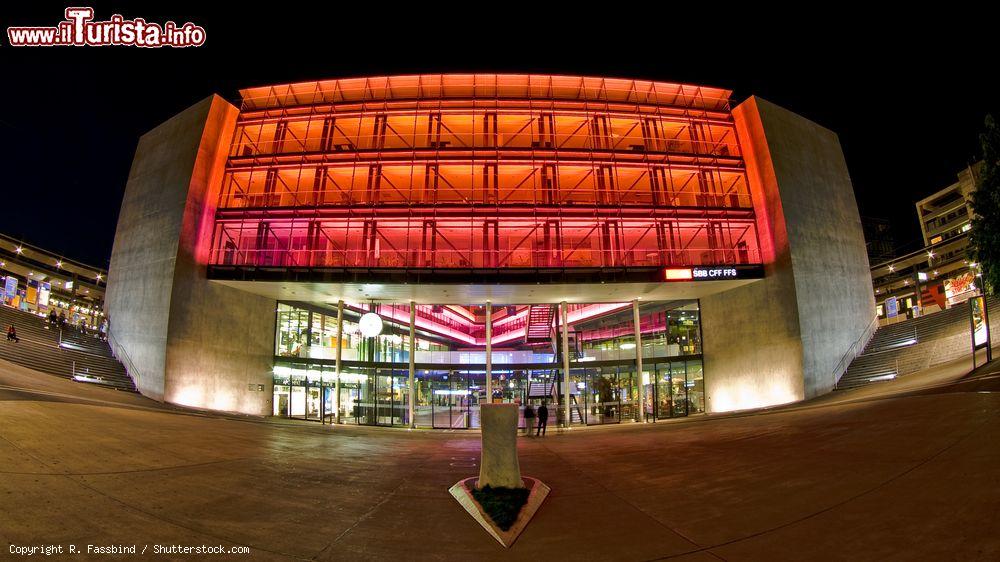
39,282,51,308
663,266,760,282
885,296,899,318
3,277,16,301
945,272,977,304
663,268,693,281
693,267,739,279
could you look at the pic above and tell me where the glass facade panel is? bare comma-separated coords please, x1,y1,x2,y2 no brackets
212,75,762,273
271,300,704,427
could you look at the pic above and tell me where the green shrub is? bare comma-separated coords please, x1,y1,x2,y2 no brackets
471,485,530,531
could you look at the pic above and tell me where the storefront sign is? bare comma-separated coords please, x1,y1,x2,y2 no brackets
885,296,899,318
692,266,739,279
945,272,977,305
3,276,16,303
38,282,51,308
663,266,762,282
26,279,38,305
970,296,990,349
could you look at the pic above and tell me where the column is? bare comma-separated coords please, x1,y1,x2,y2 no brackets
561,301,571,428
633,299,644,422
334,299,344,424
485,302,492,403
408,301,416,428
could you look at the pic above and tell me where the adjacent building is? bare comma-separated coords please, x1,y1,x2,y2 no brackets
106,74,874,425
871,162,982,320
1,231,106,327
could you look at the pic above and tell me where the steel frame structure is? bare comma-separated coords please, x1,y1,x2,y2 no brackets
209,74,763,273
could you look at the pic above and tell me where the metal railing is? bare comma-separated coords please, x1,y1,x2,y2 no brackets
210,246,762,270
832,314,880,385
107,329,140,390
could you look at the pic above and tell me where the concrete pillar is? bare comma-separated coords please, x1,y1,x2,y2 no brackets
334,299,343,424
485,302,492,404
633,299,644,422
477,403,523,489
408,301,416,428
560,301,570,428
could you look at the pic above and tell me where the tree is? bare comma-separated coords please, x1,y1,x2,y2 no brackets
969,114,1000,296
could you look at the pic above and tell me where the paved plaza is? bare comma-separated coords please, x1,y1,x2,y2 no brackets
1,356,998,561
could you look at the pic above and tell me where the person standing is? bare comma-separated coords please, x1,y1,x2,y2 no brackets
536,401,548,437
523,402,536,437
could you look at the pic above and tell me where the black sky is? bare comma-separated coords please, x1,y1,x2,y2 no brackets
0,4,995,267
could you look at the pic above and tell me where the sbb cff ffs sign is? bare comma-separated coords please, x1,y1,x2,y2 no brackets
663,267,745,281
693,267,738,279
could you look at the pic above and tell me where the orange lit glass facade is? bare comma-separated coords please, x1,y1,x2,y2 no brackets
209,74,761,272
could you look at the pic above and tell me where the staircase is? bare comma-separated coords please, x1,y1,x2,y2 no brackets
836,296,998,390
526,380,583,424
524,305,555,343
0,305,137,392
569,395,583,424
527,380,556,399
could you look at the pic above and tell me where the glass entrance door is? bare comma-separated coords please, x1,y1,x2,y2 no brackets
586,367,622,425
374,369,408,426
305,384,322,421
431,371,471,429
654,362,671,420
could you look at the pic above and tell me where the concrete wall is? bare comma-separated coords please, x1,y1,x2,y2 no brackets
106,97,213,400
106,95,276,415
701,97,876,413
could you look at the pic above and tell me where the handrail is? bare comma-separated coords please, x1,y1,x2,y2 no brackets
107,329,140,390
833,314,880,385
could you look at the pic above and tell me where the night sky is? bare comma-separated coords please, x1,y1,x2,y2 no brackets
1,5,994,267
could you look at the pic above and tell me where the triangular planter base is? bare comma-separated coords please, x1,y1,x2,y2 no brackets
449,476,550,548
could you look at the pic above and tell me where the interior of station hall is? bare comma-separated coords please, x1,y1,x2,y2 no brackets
273,299,706,428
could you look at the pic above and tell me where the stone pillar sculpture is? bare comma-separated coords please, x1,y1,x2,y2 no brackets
477,403,523,489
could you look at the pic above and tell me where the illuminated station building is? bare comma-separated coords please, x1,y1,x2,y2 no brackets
106,75,874,426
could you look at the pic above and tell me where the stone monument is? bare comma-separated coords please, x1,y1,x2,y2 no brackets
449,403,550,548
477,403,523,489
